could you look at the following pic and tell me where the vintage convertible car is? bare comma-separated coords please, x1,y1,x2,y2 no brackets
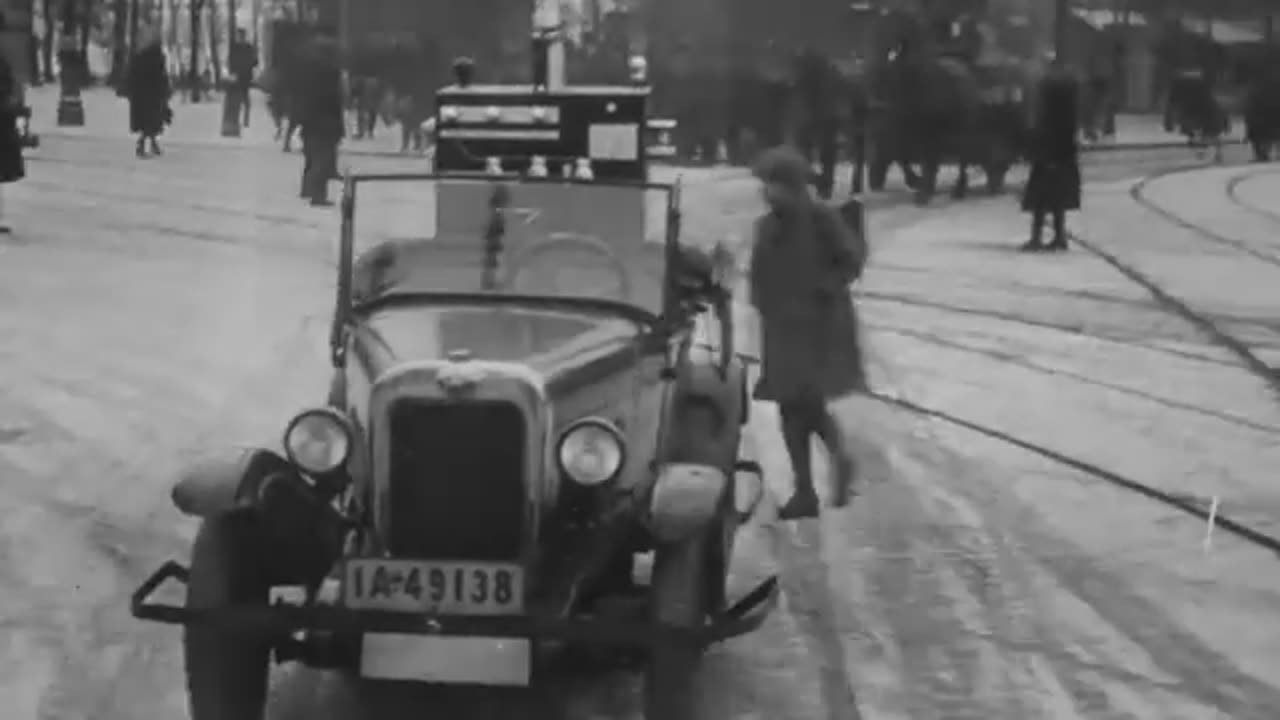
131,119,777,718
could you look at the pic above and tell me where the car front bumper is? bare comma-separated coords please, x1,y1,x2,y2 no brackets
132,559,778,652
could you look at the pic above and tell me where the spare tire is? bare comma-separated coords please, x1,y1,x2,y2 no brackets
184,511,274,720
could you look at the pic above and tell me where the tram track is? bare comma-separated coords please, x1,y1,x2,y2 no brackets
1085,164,1280,397
859,289,1245,369
1225,166,1280,225
833,160,1280,570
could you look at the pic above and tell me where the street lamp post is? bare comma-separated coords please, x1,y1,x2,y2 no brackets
55,1,85,126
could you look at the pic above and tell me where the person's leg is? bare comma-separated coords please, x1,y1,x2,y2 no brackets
1047,209,1068,250
1021,208,1046,251
0,184,9,233
300,137,314,199
777,399,820,520
309,141,336,206
147,132,161,155
813,407,857,506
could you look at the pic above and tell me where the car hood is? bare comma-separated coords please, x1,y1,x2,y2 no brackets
352,303,644,384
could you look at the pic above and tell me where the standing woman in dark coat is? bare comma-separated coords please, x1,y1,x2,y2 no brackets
127,29,171,157
296,27,344,206
0,11,26,233
1020,58,1081,252
749,146,868,520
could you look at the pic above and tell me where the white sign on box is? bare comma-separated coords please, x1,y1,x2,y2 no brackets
588,123,639,161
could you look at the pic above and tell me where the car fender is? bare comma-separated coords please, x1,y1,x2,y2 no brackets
664,349,748,466
171,448,292,518
648,462,729,543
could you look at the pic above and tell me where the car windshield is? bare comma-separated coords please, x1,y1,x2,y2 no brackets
343,175,673,317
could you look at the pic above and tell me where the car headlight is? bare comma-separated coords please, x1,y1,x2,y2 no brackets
283,408,352,475
557,418,625,486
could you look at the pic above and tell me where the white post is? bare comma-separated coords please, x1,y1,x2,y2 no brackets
534,0,565,89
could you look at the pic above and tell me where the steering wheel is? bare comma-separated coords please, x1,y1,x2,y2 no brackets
502,232,633,302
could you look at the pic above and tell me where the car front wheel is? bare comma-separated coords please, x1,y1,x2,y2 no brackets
644,528,714,720
184,511,274,720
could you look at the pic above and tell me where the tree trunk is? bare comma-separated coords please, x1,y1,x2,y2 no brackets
40,0,54,82
227,0,237,62
109,0,128,87
29,29,41,85
77,0,90,64
208,0,220,84
189,0,203,100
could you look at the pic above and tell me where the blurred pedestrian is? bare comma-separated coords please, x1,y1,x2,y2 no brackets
297,27,344,206
127,28,171,157
1020,57,1080,252
228,28,258,127
748,146,867,520
0,11,27,233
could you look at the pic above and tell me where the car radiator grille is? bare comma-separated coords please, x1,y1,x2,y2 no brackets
386,399,526,561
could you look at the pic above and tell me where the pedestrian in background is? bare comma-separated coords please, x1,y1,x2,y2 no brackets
1020,55,1080,252
228,28,258,128
0,11,27,233
297,26,344,206
127,28,171,158
748,146,867,520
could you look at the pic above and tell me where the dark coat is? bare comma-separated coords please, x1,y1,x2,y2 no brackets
229,41,258,85
749,196,868,403
0,55,24,183
297,54,345,142
1244,68,1280,143
1022,70,1081,213
127,45,171,136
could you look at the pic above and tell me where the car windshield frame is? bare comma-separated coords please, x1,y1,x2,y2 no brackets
329,171,682,366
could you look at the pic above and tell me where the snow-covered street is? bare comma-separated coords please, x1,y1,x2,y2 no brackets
2,115,1278,719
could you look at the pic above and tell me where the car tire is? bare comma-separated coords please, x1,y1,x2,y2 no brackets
184,511,273,720
644,529,712,720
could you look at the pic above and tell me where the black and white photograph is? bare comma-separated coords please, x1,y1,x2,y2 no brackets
3,0,1280,717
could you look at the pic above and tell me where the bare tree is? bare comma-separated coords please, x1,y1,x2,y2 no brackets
207,0,220,83
40,0,54,82
188,0,205,99
109,0,126,86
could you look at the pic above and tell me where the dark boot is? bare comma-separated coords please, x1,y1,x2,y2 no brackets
135,136,147,158
148,136,161,155
1045,211,1068,251
816,410,858,507
777,402,820,520
300,143,314,199
1021,210,1046,252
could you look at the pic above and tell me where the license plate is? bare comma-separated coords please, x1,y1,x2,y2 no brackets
343,559,524,615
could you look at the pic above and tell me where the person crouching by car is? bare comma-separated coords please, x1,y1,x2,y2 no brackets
0,12,26,233
297,27,344,207
127,29,171,158
748,146,868,520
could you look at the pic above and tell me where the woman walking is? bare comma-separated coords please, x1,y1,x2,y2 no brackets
0,13,26,233
127,30,171,158
748,146,868,520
